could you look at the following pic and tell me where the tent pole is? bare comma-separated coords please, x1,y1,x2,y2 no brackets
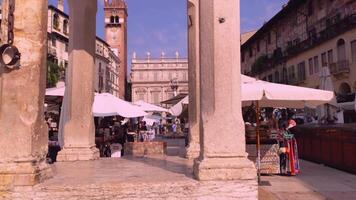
255,101,261,184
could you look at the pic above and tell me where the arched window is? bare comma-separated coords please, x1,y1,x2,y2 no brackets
63,19,68,34
339,82,351,95
110,16,115,23
337,38,346,61
115,16,119,24
282,67,287,83
274,71,280,83
53,13,59,30
289,66,295,80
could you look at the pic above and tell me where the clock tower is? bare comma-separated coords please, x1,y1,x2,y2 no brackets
104,0,128,99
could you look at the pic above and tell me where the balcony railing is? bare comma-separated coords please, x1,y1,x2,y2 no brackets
284,13,356,58
337,93,356,103
329,60,350,75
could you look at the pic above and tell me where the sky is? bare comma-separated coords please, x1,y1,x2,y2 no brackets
48,0,288,63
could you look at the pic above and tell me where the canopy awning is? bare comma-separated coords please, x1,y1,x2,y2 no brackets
169,96,189,116
160,93,188,105
241,78,334,108
45,87,147,118
133,100,168,112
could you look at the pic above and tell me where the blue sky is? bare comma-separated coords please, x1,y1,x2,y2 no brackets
49,0,288,60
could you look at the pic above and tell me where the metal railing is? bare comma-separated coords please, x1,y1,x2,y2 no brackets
329,60,350,75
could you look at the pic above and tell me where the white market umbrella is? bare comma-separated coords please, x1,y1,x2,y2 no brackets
45,87,147,118
241,80,334,108
134,100,168,112
241,75,334,183
319,67,338,121
169,96,188,116
45,86,65,96
93,93,147,118
142,114,162,126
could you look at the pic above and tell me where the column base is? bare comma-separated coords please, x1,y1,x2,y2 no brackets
57,146,99,162
193,156,257,181
185,143,200,159
0,159,52,190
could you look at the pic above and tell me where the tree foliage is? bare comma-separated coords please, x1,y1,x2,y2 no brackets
47,60,61,87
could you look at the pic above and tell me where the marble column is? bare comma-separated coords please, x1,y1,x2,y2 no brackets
193,0,257,181
185,0,200,159
0,0,52,189
57,0,99,161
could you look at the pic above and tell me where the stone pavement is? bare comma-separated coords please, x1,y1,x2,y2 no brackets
260,160,356,200
0,155,257,200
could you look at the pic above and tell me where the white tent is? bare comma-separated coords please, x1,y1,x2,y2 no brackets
134,100,168,112
45,86,65,96
45,87,147,118
93,93,147,118
142,114,162,126
169,96,188,116
241,79,334,108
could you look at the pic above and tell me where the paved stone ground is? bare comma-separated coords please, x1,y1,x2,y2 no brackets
0,155,257,200
260,160,356,200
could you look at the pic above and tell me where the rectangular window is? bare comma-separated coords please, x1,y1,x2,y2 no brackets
289,66,295,80
267,32,271,44
351,40,356,62
51,37,56,47
153,72,158,81
327,49,334,64
138,93,145,101
152,92,159,104
257,41,260,52
183,72,187,81
321,52,327,66
65,43,68,52
241,52,245,63
309,58,314,75
314,56,319,73
297,61,306,81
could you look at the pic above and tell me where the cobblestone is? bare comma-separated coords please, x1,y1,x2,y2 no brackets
1,156,258,200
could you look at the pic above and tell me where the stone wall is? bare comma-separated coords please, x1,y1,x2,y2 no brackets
124,142,167,156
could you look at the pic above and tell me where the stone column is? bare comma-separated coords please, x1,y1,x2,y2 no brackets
57,0,99,161
185,0,200,159
193,0,257,181
0,0,52,189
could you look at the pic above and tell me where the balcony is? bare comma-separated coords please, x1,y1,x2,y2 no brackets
284,13,356,58
337,93,356,103
329,60,350,77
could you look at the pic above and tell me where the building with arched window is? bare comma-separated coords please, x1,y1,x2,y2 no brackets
241,0,356,123
131,52,188,106
47,1,121,97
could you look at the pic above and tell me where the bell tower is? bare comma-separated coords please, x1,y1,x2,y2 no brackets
104,0,128,99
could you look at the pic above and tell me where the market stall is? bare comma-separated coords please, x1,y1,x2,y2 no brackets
241,75,334,181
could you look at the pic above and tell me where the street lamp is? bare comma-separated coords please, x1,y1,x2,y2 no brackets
170,78,179,97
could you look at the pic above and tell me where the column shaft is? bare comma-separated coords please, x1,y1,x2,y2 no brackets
193,0,257,181
57,0,99,161
0,0,52,189
186,0,200,159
